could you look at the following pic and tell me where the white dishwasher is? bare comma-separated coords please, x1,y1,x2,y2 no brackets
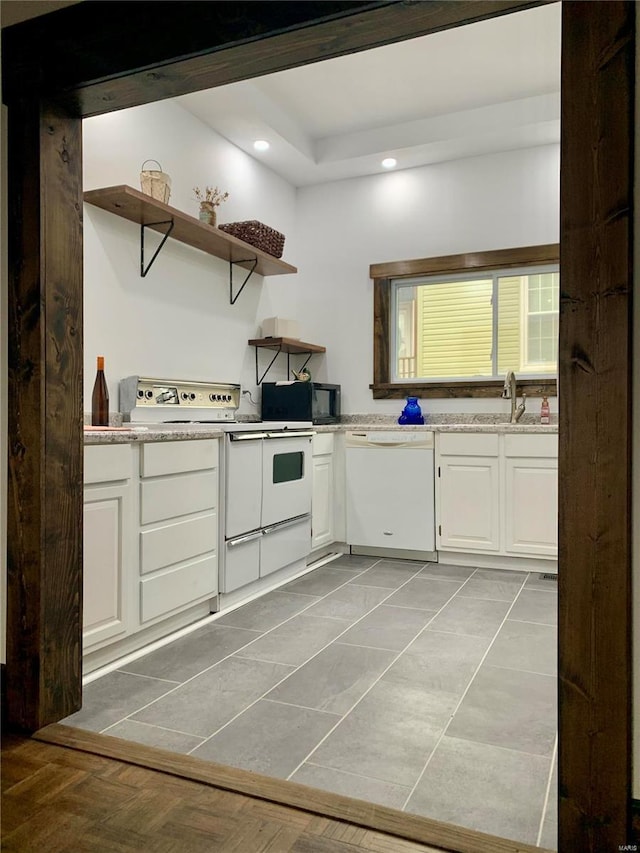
345,430,435,552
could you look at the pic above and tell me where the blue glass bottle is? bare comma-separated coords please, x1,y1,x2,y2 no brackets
398,396,424,425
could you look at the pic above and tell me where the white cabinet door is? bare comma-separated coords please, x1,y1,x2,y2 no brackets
83,482,131,650
312,453,334,550
437,456,500,551
504,457,558,556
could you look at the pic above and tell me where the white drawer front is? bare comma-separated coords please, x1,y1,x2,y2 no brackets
140,554,217,623
261,516,311,578
438,432,500,457
504,433,558,458
140,470,218,524
312,433,334,456
222,536,261,593
140,439,219,478
84,444,132,484
140,512,217,574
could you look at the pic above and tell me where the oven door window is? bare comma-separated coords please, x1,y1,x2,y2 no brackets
273,451,304,483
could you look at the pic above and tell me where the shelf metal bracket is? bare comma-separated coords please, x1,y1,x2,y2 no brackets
140,219,174,277
254,346,314,384
295,352,313,375
255,344,282,385
230,258,258,305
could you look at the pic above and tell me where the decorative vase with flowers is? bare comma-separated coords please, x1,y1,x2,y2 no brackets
194,185,229,227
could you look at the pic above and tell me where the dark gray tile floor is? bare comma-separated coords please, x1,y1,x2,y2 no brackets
64,556,558,850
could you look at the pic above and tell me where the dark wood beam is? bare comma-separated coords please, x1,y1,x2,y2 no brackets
6,98,84,731
558,2,634,849
2,1,555,116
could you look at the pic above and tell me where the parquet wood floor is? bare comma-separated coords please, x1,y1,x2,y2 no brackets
1,733,444,852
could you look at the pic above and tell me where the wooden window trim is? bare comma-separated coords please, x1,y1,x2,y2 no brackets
370,243,559,399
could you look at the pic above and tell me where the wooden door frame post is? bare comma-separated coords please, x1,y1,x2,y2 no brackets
6,97,83,730
2,1,636,849
558,2,635,850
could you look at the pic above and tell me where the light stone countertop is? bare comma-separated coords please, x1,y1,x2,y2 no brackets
314,422,557,434
84,417,557,444
83,423,226,445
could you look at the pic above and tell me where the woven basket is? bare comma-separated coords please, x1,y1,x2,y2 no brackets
218,220,285,258
139,160,171,204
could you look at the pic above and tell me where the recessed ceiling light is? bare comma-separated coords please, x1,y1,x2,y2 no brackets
382,157,397,169
254,140,270,152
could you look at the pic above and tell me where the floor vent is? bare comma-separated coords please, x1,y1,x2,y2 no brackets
539,573,558,581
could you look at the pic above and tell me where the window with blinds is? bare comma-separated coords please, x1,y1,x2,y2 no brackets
391,266,559,382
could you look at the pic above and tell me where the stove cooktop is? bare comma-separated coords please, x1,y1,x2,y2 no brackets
168,420,313,432
140,420,313,432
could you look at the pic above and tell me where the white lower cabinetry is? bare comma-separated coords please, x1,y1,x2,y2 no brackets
438,456,500,551
311,433,335,550
82,439,220,662
436,431,558,562
503,435,558,557
138,440,219,625
83,445,133,651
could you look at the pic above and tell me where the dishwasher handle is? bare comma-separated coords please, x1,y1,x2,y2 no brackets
345,431,434,449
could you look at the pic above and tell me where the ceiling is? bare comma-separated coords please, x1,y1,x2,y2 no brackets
176,3,561,187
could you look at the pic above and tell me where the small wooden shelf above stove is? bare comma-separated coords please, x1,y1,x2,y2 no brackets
248,338,326,384
83,185,297,278
248,337,326,354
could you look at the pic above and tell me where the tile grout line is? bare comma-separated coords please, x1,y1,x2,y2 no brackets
82,555,362,686
184,563,436,754
536,733,558,847
90,561,380,734
399,571,546,812
113,671,182,685
101,717,207,743
303,758,412,792
283,568,484,783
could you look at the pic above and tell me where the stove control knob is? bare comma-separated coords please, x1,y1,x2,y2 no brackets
145,390,153,399
137,389,144,399
190,393,196,400
209,393,216,402
181,392,188,400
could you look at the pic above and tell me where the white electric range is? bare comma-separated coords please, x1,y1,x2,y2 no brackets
120,376,314,598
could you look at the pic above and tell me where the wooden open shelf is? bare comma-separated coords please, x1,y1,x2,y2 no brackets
248,338,326,383
248,337,326,354
83,185,297,277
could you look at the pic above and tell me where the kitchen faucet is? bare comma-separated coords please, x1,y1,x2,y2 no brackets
502,370,526,423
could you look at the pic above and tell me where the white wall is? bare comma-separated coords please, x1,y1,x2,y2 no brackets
83,100,559,420
293,144,560,417
83,100,299,416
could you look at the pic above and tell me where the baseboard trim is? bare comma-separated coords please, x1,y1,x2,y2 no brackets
35,724,552,853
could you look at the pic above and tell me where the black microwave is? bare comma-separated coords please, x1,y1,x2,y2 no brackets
261,382,341,424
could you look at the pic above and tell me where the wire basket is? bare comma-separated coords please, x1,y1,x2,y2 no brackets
139,160,171,204
218,220,285,258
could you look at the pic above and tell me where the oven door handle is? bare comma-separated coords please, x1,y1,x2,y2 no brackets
265,431,315,439
229,432,268,441
262,513,311,536
227,529,264,547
